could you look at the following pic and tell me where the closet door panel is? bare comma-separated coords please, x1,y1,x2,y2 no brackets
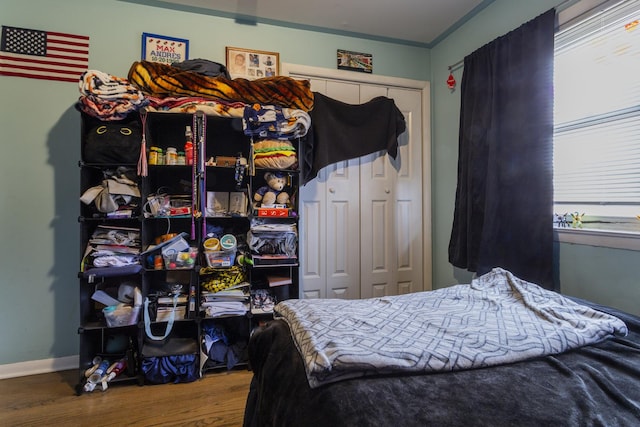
360,86,423,297
299,78,327,298
389,88,423,295
323,81,361,299
367,156,396,299
360,85,396,297
301,198,324,299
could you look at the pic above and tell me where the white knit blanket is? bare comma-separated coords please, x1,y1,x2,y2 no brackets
275,268,628,388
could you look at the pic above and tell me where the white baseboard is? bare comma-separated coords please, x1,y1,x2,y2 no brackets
0,355,78,380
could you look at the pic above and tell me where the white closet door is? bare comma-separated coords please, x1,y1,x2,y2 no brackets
323,81,362,299
299,79,360,299
359,86,424,298
294,69,426,300
299,78,326,299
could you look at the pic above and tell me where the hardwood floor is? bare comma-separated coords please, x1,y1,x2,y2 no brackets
0,368,253,426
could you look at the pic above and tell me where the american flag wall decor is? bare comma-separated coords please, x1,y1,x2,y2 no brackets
0,26,89,83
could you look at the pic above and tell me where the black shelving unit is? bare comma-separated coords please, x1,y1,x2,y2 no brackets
76,108,301,393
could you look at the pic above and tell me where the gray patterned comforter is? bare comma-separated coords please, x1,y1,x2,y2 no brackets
275,268,628,388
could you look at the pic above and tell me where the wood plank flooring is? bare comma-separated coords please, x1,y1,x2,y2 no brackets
0,368,253,426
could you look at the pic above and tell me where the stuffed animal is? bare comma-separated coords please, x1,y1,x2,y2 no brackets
570,211,585,228
254,172,290,206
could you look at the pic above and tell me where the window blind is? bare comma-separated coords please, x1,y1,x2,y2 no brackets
553,0,640,217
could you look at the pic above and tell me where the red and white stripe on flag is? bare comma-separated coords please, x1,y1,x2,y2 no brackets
0,26,89,83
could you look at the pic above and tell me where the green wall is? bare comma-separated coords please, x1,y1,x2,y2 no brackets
0,0,429,366
1,0,638,369
557,243,640,315
429,0,640,315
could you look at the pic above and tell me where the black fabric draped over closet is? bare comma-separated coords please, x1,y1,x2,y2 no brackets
448,9,556,289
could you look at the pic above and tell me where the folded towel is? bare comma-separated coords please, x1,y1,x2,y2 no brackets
79,69,145,101
77,69,148,120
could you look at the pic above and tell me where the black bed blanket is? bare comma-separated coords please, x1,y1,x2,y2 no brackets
244,297,640,427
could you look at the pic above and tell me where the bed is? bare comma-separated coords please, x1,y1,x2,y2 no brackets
243,268,640,426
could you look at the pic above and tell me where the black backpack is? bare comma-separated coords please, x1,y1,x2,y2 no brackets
83,120,141,164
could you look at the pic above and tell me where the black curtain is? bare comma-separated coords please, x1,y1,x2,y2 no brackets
448,9,556,288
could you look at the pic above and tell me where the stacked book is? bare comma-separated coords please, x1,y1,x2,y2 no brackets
200,282,250,318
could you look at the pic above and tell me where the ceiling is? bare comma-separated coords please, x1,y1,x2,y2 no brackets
129,0,494,48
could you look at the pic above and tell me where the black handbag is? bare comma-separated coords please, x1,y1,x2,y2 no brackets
140,337,199,384
83,121,141,164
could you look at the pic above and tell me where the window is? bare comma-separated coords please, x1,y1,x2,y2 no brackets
553,0,640,240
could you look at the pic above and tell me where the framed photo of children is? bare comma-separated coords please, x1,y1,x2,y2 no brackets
142,33,189,64
226,47,279,80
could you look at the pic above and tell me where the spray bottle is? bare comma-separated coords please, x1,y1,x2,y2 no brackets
184,126,194,166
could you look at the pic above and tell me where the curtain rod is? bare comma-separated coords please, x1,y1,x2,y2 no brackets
448,59,464,72
445,0,585,72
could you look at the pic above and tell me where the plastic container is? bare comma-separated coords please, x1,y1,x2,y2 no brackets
203,237,221,251
148,147,159,165
103,304,141,327
166,147,178,165
205,250,236,267
163,247,198,269
220,234,237,251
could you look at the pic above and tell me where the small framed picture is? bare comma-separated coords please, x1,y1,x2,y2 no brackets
226,47,279,80
142,33,189,64
337,49,373,73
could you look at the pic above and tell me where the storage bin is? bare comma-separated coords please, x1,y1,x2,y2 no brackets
103,304,141,327
205,250,236,268
163,247,198,270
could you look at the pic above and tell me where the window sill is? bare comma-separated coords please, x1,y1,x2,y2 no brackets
554,227,640,251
